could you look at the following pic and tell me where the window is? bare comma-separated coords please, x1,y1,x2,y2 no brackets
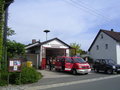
65,58,72,63
96,45,99,50
73,58,86,63
105,44,108,49
105,59,115,64
102,59,106,64
95,60,99,64
101,34,103,39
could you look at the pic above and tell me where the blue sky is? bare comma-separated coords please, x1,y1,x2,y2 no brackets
8,0,120,50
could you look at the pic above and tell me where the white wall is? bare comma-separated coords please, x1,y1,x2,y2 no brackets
43,40,69,48
66,49,70,57
116,42,120,64
39,39,70,63
89,32,117,63
39,46,42,66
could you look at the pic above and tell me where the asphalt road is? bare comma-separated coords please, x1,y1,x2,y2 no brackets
1,70,120,90
30,70,112,86
44,75,120,90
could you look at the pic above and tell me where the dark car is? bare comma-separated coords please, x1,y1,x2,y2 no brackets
93,59,120,74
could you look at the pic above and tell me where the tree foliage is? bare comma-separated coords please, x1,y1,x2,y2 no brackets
20,67,42,84
7,27,16,36
70,43,87,56
7,40,25,58
0,0,4,66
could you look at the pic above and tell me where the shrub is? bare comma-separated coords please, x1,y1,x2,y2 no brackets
21,67,42,84
0,79,7,86
9,72,20,85
0,67,42,86
0,71,8,86
9,67,42,84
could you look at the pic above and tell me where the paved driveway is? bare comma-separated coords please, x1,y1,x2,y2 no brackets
38,70,73,78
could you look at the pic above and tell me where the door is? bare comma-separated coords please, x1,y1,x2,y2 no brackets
98,59,106,71
64,58,73,71
100,59,106,70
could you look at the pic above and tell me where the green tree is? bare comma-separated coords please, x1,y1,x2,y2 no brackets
70,43,87,56
7,40,25,58
70,43,82,56
7,27,16,36
81,50,87,55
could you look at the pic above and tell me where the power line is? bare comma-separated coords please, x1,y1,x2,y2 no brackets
76,0,120,29
70,0,112,23
76,0,112,20
63,0,108,29
63,0,120,30
64,0,108,27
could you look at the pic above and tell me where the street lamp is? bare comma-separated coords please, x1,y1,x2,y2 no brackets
44,30,50,41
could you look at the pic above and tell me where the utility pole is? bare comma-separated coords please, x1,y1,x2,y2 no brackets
2,0,14,71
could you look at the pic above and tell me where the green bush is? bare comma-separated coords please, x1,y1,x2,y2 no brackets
9,72,20,85
0,71,8,86
21,67,42,84
0,71,21,85
0,80,7,86
0,67,42,86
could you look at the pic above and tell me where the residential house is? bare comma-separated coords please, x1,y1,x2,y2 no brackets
88,29,120,64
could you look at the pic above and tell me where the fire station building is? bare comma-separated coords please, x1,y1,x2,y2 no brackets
25,38,72,69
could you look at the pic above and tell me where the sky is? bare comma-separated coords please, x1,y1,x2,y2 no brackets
8,0,120,50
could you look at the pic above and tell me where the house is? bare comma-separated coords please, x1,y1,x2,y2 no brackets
88,29,120,64
25,37,72,69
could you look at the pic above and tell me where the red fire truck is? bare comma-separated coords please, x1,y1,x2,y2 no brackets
55,56,91,75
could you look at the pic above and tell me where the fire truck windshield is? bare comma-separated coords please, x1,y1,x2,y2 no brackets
73,58,86,63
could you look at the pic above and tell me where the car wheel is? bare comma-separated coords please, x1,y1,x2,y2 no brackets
72,69,77,75
117,72,120,74
94,68,99,73
107,69,113,74
85,73,88,75
104,70,107,74
55,68,60,72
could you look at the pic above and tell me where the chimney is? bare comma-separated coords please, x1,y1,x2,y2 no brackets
111,29,114,32
32,39,36,44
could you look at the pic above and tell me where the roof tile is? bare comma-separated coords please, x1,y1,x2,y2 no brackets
88,29,120,51
101,29,120,42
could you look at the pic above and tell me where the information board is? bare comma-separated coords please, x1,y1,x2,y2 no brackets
8,59,22,72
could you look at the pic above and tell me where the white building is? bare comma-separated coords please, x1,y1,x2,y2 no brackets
88,29,120,64
25,38,72,69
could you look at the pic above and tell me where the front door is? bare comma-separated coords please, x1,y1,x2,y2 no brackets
64,58,73,71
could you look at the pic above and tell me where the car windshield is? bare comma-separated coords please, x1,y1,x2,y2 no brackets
65,58,72,63
73,58,86,63
105,59,115,64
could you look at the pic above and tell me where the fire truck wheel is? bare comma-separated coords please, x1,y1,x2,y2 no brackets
72,69,77,75
55,68,60,72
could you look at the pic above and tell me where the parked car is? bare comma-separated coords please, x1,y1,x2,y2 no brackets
55,56,91,75
93,59,120,74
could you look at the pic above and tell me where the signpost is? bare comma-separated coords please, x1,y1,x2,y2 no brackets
8,59,22,84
